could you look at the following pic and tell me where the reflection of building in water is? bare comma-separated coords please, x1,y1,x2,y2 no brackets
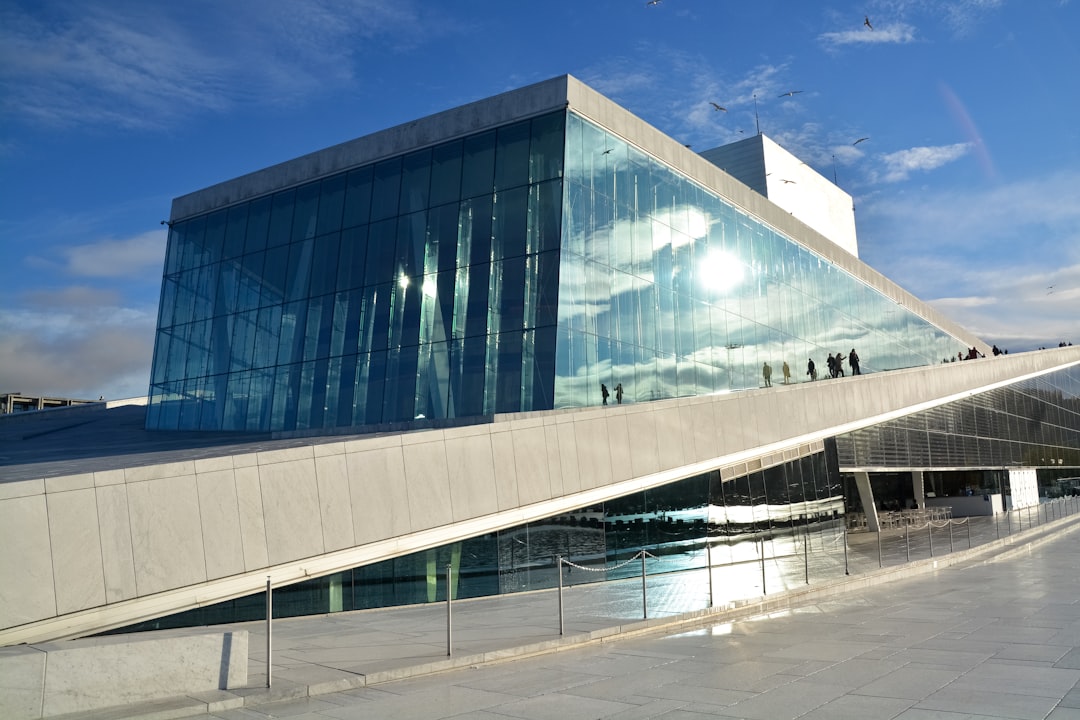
4,75,1078,648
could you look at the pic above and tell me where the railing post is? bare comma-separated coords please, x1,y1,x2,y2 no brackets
928,521,934,557
905,524,911,562
557,555,564,636
843,523,849,576
948,519,954,553
760,538,767,595
265,576,272,689
803,522,809,585
640,552,648,619
707,539,714,608
967,518,972,549
877,528,882,568
446,564,453,657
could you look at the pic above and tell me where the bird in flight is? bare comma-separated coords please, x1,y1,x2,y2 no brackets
853,137,869,145
709,102,727,112
778,90,803,98
646,0,661,5
780,179,796,184
601,148,613,155
864,16,873,30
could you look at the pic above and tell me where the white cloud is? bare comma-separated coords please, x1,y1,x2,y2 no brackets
872,143,972,182
59,230,167,279
0,0,439,129
0,295,157,399
819,23,917,47
858,171,1080,349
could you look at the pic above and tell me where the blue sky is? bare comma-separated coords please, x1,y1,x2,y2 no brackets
2,0,1078,401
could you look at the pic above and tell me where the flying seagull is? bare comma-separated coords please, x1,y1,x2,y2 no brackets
853,137,869,145
646,0,661,5
864,16,873,30
778,90,803,98
601,148,613,155
709,102,727,112
780,179,796,184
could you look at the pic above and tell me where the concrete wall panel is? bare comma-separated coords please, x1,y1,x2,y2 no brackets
488,429,521,512
0,495,55,628
44,473,93,494
401,438,453,531
95,485,137,603
125,461,195,483
0,478,44,501
511,423,553,507
195,469,245,581
47,488,106,616
93,469,125,487
574,417,614,490
445,433,498,522
258,459,324,565
346,445,411,545
606,413,634,483
686,400,721,464
625,408,661,478
234,466,269,571
543,423,565,500
127,476,207,596
314,454,355,552
554,420,582,496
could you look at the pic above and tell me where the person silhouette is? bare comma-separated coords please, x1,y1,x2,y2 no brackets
849,348,861,375
614,383,624,404
600,383,609,405
762,362,772,387
782,361,791,384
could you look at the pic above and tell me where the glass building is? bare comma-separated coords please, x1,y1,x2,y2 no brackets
148,91,967,433
5,76,1077,648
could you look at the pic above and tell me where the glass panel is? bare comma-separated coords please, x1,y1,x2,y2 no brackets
292,182,320,241
527,180,562,255
223,204,248,260
492,187,527,261
459,195,493,267
399,149,432,215
267,189,295,247
494,120,530,191
461,130,496,199
430,140,463,207
343,165,373,229
310,232,340,297
426,203,459,275
285,238,313,302
317,173,346,235
371,157,402,221
366,218,397,287
529,111,565,184
200,210,226,267
244,195,272,255
396,211,426,279
336,225,368,292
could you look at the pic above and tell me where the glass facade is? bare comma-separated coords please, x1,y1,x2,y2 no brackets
148,109,965,432
836,365,1080,469
111,447,844,632
555,114,959,407
148,112,565,431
